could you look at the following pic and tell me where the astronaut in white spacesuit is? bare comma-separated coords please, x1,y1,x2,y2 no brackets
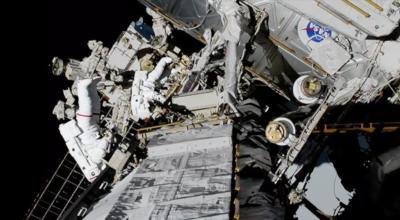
59,77,111,182
130,57,172,121
75,78,111,165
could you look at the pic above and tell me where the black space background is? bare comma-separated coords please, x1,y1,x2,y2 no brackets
19,1,148,219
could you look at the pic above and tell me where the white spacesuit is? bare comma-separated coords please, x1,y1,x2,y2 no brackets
76,78,110,165
131,57,172,121
59,77,111,182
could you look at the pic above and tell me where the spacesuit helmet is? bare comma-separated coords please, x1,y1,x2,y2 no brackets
139,55,155,72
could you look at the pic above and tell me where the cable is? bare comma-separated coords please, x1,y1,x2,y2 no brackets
181,2,211,31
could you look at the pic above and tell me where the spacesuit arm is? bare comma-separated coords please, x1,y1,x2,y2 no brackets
147,57,172,83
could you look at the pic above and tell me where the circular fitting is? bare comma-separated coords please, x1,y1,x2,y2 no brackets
265,117,296,146
266,121,288,143
293,75,322,104
301,76,322,97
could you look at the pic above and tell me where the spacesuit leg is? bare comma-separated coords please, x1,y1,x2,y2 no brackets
76,78,101,130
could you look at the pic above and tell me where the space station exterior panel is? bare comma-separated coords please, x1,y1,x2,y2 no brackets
84,124,233,220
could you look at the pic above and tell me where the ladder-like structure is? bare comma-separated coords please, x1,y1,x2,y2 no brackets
25,153,90,220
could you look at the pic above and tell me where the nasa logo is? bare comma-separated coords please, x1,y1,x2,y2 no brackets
304,22,332,42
